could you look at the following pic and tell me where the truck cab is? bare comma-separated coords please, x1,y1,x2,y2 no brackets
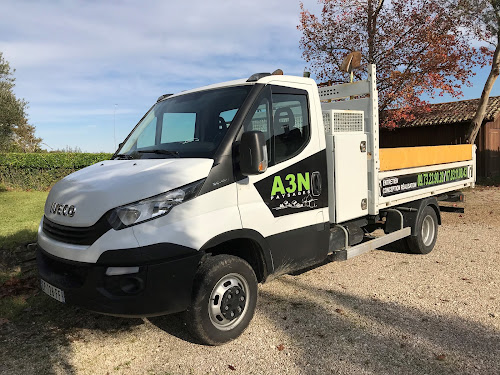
37,66,475,345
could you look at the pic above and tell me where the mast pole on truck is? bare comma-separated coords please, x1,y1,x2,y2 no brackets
367,64,380,215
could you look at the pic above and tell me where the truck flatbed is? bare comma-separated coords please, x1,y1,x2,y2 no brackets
319,65,475,221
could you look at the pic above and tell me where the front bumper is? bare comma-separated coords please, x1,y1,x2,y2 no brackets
36,244,204,317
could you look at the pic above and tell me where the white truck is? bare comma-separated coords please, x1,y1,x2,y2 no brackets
37,65,475,345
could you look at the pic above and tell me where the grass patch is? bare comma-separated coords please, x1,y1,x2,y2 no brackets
0,267,21,285
0,191,48,321
0,295,29,320
0,191,48,249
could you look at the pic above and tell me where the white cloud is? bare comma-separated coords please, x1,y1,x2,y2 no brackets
0,0,324,151
2,0,493,152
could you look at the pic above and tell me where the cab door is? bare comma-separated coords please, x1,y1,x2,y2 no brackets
236,84,329,274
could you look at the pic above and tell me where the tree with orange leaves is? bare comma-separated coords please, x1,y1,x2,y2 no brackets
299,0,489,127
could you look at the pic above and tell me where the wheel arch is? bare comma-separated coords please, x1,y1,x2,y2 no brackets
396,196,441,236
200,229,273,283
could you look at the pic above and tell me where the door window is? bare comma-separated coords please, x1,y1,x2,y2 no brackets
271,93,310,164
242,87,310,166
244,96,272,161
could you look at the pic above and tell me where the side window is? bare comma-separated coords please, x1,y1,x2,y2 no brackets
244,97,272,161
272,93,310,164
161,113,196,143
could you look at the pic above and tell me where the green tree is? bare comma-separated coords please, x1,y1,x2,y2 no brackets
0,52,41,152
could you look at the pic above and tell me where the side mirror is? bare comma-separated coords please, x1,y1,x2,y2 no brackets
240,131,268,175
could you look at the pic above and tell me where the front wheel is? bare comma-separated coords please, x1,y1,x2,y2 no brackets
406,206,439,254
184,255,258,345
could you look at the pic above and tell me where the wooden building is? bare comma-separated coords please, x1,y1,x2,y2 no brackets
380,97,500,178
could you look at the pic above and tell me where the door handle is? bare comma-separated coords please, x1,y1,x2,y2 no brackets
311,171,322,197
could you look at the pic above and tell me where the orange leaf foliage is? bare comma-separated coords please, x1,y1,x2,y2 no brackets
298,0,489,127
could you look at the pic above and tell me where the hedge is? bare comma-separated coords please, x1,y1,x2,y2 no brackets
0,153,113,191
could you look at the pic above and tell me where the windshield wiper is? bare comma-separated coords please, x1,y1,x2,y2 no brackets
137,149,180,157
180,138,199,144
114,154,134,160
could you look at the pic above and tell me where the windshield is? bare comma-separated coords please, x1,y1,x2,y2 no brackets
116,85,253,159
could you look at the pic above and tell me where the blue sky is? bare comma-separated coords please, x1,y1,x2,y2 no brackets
1,0,498,153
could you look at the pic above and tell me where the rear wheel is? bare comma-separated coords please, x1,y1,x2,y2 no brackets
184,255,258,345
406,206,438,254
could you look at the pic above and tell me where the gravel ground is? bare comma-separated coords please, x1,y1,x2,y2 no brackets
1,187,499,375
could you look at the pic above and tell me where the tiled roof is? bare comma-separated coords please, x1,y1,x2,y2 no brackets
398,96,500,127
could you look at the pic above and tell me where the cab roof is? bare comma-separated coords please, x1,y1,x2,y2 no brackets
159,74,315,102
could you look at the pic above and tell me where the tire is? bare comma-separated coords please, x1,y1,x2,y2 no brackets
406,206,438,254
184,255,258,345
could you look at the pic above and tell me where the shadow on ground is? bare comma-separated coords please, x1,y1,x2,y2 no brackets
258,276,500,375
0,229,38,254
0,284,143,374
148,313,200,344
2,272,499,374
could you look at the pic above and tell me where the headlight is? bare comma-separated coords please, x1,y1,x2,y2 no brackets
107,179,205,229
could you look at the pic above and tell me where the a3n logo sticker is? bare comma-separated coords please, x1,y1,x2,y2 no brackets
254,151,328,217
271,172,312,196
271,172,321,211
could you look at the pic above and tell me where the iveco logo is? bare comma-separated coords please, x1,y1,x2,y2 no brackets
50,202,76,217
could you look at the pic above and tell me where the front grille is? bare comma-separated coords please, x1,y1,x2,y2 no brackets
42,215,112,245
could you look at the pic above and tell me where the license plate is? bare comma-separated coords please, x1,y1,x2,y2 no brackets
40,279,65,303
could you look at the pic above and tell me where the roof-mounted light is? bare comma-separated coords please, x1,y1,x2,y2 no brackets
246,69,284,82
157,93,174,102
247,73,271,82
